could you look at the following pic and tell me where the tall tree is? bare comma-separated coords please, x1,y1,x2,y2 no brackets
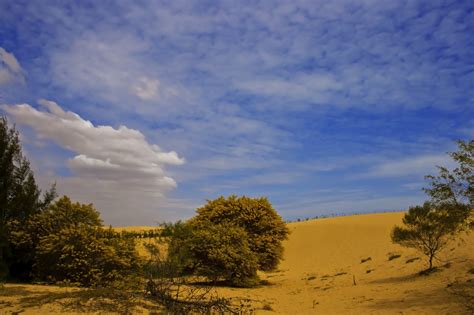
0,116,55,278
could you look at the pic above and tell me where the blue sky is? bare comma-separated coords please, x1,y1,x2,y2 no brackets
0,0,473,225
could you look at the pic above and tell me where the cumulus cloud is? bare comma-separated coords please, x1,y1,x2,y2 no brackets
1,100,185,224
0,47,24,85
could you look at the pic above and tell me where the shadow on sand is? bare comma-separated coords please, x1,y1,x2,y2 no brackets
367,272,419,285
0,285,162,314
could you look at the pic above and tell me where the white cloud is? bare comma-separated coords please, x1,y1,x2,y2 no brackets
48,32,185,116
0,47,21,73
368,154,455,178
236,73,342,104
1,100,185,225
0,47,24,85
132,76,160,100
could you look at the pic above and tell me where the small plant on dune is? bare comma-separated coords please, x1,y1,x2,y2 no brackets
405,257,420,264
360,257,372,263
388,253,401,261
391,202,470,271
262,303,274,311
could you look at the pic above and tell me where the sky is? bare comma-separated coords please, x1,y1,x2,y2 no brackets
0,0,473,225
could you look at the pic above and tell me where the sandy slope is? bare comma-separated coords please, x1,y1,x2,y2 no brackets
215,212,474,314
1,212,473,314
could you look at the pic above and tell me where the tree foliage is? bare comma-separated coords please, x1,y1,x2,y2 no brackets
0,117,56,278
391,202,470,270
392,140,473,271
191,195,289,271
167,195,289,287
10,196,140,286
168,222,258,287
424,140,473,208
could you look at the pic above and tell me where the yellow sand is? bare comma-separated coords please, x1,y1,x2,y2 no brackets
216,212,474,314
1,211,473,314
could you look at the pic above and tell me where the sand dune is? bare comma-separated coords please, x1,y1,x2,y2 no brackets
1,211,473,314
217,212,474,314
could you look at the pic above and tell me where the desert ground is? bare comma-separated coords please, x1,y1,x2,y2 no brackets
1,211,473,314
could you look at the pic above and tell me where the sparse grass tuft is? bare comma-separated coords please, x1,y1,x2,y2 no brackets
406,257,420,264
361,257,372,263
262,303,274,311
388,253,401,261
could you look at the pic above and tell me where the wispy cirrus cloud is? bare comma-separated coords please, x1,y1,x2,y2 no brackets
3,1,473,114
0,47,24,85
367,154,455,178
48,32,186,114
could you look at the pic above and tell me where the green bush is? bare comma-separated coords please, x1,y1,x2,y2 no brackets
166,195,289,287
10,196,140,286
191,195,289,271
171,222,258,287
